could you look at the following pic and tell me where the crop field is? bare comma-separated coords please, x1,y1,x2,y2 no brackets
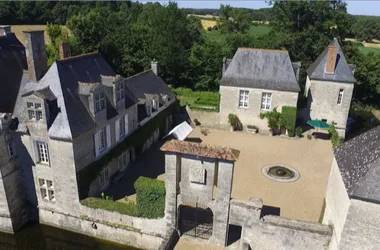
200,19,217,30
346,38,380,55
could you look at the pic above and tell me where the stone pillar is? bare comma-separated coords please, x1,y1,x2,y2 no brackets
211,160,234,246
23,30,47,82
164,153,180,234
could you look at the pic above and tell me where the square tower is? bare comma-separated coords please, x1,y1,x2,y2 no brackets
305,38,356,138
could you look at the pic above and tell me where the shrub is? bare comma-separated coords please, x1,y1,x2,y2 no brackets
134,177,165,219
193,118,201,126
288,128,295,137
80,197,138,216
282,106,297,134
228,113,241,130
307,134,312,140
259,108,281,130
328,124,342,147
295,127,303,137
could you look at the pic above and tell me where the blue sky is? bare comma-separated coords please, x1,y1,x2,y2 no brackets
138,1,380,16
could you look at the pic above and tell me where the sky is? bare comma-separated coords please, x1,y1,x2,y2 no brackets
138,1,380,16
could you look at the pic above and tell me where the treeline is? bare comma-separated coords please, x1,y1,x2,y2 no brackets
348,15,380,41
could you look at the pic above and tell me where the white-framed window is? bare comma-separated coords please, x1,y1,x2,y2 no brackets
119,117,125,138
99,166,109,185
116,83,124,102
7,141,15,158
261,92,272,110
27,102,43,120
239,90,249,108
337,89,344,105
99,128,106,153
39,178,55,201
94,92,105,112
37,141,49,164
118,151,129,170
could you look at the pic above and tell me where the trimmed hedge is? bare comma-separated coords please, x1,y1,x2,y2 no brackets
281,106,297,136
80,197,138,216
77,102,177,199
134,177,165,219
328,124,342,147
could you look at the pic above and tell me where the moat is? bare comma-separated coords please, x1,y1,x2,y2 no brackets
0,224,142,250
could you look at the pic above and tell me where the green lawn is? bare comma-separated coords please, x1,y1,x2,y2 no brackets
173,87,220,112
358,46,380,55
248,25,272,37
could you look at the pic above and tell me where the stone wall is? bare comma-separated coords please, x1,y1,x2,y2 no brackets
322,157,350,250
245,215,332,250
219,86,298,132
307,79,353,137
39,208,164,250
339,199,380,250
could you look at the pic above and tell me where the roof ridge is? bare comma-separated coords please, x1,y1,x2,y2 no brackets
126,69,153,80
57,52,100,63
239,48,288,53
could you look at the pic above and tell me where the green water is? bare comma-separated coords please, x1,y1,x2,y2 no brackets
0,224,142,250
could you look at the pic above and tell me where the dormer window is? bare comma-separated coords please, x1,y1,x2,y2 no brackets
95,92,105,112
152,99,158,110
27,102,43,120
116,83,124,102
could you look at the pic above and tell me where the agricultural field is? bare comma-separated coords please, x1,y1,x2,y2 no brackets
6,25,50,45
345,38,380,55
200,19,217,30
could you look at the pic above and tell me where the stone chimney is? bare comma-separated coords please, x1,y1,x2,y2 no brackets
0,25,11,36
58,42,70,60
325,46,338,74
23,30,47,82
151,60,158,75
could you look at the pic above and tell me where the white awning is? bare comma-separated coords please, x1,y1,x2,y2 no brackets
163,121,193,141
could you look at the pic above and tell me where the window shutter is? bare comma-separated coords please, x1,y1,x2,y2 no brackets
124,114,129,135
115,118,120,142
94,132,100,157
106,125,111,148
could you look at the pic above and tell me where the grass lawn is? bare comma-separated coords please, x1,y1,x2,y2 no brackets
172,87,219,111
248,25,272,37
358,46,380,55
204,24,271,45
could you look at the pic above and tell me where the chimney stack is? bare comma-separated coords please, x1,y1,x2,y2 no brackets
58,42,70,60
151,60,158,75
325,46,338,74
23,30,47,82
0,25,11,36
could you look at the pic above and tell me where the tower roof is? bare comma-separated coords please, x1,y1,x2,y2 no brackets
307,38,356,83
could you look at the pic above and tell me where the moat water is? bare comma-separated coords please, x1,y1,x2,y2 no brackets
0,224,142,250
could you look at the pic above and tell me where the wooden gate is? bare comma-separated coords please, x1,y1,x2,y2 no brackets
179,202,213,239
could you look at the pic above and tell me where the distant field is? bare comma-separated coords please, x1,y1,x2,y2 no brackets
346,38,380,55
200,19,217,30
7,25,50,45
205,25,271,45
359,46,380,55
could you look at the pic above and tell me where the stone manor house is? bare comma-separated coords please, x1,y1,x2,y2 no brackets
219,38,356,137
1,25,379,250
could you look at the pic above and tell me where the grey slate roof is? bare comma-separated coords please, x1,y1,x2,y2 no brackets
0,33,28,113
307,38,356,83
125,70,176,105
220,48,300,93
334,126,380,202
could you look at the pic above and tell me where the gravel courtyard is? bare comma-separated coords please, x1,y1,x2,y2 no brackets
187,127,334,222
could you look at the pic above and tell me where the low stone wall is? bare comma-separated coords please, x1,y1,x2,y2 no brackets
38,205,166,250
0,215,13,233
158,229,179,250
185,106,223,129
244,215,332,250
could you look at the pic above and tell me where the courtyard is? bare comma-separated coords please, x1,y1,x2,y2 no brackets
187,127,333,222
106,126,333,223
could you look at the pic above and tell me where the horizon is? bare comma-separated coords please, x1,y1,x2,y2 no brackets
138,1,380,17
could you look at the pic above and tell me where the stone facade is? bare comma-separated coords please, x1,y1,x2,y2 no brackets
219,85,298,132
305,78,353,137
322,157,350,250
0,114,28,233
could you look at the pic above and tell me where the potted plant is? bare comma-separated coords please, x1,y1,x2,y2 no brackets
228,113,239,131
193,118,201,126
295,127,303,138
247,125,258,134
